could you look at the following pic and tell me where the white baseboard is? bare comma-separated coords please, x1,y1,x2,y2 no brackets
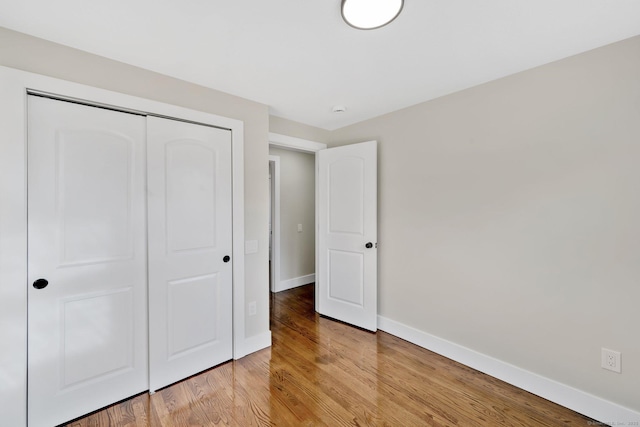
377,316,639,426
274,273,315,293
235,330,272,360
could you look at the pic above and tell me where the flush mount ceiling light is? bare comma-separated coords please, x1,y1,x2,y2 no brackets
341,0,404,30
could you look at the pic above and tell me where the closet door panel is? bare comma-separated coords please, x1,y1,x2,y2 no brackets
27,96,148,427
147,116,233,392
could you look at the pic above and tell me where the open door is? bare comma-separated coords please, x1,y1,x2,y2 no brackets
317,141,377,331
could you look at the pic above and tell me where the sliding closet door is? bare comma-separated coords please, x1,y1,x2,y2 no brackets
147,116,233,392
27,96,148,427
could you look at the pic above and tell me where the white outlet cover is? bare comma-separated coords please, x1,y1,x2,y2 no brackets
248,301,257,316
601,348,621,373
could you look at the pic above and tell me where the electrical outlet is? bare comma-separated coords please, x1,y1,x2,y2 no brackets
601,348,621,373
297,224,302,232
248,301,257,316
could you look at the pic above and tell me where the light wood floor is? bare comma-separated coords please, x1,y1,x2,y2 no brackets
66,284,596,426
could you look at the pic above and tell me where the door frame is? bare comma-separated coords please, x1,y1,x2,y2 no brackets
268,155,281,292
0,65,246,427
268,133,326,307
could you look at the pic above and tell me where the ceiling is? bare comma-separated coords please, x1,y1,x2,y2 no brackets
1,1,639,130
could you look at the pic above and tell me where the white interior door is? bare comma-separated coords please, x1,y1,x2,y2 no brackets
27,96,148,427
317,141,377,331
147,116,233,392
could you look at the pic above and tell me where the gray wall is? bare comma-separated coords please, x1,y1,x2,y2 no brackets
330,35,640,411
270,115,331,144
0,27,270,339
269,147,316,284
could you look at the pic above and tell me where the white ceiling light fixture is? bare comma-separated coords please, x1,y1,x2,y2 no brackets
341,0,404,30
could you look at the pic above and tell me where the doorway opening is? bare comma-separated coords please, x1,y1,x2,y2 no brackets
267,134,327,319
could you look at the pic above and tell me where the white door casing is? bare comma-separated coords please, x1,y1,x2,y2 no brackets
147,116,233,392
268,156,281,293
27,96,149,427
317,141,378,331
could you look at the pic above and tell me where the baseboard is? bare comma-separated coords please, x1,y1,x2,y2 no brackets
235,330,272,360
377,316,639,426
274,273,315,293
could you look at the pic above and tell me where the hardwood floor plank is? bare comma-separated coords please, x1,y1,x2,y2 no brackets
266,344,395,427
272,326,431,426
64,284,597,426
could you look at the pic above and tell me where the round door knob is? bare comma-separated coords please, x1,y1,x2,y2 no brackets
365,242,373,249
223,255,231,263
33,278,49,289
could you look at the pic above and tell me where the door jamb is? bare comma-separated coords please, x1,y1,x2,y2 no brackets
268,156,281,292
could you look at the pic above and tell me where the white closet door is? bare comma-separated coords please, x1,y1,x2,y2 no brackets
147,116,233,392
27,96,148,427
